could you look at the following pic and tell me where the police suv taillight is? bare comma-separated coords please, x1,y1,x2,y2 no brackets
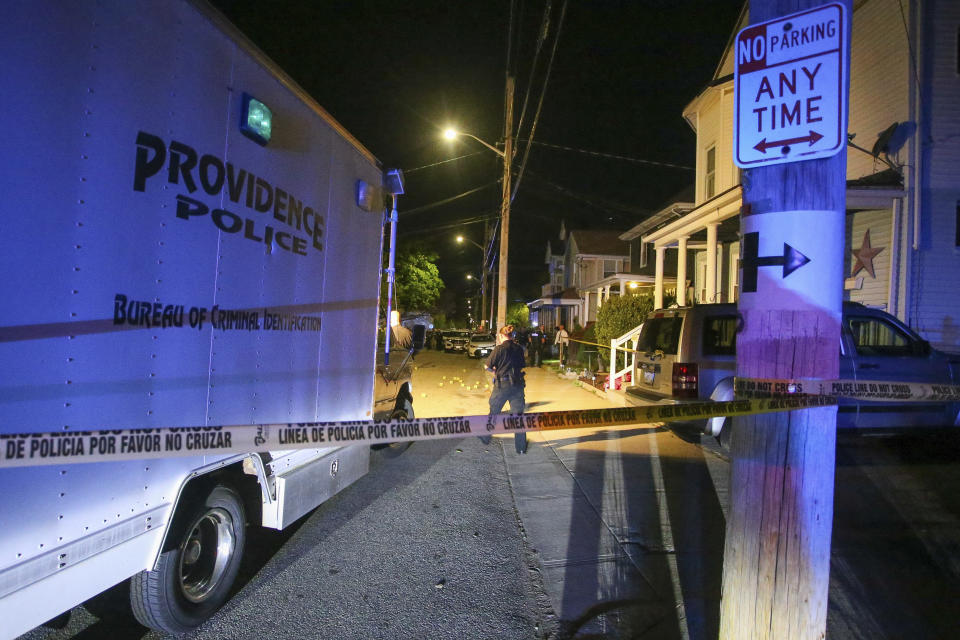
672,363,699,399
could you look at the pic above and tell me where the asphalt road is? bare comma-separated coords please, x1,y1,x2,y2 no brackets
19,440,551,640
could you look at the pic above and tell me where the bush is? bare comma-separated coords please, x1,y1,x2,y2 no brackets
594,294,654,369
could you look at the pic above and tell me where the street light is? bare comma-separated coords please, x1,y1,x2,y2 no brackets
455,234,484,251
442,77,515,330
443,128,505,158
456,234,490,329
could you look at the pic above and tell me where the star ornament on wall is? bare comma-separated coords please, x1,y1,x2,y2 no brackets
851,229,884,278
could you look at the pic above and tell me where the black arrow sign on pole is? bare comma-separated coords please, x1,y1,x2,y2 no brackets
741,231,811,293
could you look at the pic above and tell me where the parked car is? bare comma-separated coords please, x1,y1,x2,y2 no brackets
467,333,496,358
443,330,471,353
628,303,960,446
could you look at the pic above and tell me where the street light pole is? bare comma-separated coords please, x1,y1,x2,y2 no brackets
497,75,515,329
442,73,514,330
457,235,489,331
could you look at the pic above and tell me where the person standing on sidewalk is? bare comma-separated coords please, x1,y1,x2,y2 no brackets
554,323,569,367
480,324,528,454
527,327,544,367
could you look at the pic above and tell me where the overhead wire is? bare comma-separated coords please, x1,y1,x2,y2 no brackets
398,181,499,216
517,139,694,171
397,212,499,237
402,150,487,174
511,0,567,202
512,1,552,154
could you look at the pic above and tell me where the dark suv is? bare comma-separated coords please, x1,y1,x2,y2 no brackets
628,303,959,439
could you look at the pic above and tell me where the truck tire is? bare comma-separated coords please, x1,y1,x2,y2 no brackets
372,399,415,457
130,485,246,632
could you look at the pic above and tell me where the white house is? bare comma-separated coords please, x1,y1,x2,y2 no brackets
528,227,631,329
643,0,960,351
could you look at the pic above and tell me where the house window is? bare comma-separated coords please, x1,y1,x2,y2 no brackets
705,145,716,199
640,241,648,268
729,241,740,302
603,259,619,277
699,262,707,303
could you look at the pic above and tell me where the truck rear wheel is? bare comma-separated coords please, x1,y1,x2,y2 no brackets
130,485,246,632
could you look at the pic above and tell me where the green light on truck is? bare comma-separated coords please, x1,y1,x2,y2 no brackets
240,93,272,145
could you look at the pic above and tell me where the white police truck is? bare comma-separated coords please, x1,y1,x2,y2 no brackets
0,1,414,635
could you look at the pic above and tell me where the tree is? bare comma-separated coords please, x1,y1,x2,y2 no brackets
505,302,529,328
391,247,444,312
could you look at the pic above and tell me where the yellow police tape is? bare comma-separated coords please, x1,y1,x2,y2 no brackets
1,394,837,469
734,377,960,402
3,377,958,469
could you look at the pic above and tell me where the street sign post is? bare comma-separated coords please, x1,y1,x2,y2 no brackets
733,2,847,168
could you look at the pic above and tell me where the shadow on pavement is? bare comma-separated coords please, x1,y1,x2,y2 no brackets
544,427,725,639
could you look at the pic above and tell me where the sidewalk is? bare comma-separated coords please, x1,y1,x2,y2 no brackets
501,364,727,639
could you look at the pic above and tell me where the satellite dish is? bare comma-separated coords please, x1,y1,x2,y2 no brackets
871,122,900,158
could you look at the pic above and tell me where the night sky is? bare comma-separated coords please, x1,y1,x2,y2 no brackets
209,0,744,307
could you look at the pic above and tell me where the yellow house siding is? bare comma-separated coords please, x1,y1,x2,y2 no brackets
720,86,737,194
696,90,722,204
847,0,911,179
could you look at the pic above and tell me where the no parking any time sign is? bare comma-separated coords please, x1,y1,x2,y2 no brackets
734,3,848,168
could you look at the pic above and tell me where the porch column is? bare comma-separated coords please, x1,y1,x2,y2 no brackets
716,243,725,302
619,279,625,295
706,223,718,303
654,246,665,309
677,235,688,306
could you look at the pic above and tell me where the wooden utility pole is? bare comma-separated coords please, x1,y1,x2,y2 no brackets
720,1,852,638
496,75,515,329
481,218,490,330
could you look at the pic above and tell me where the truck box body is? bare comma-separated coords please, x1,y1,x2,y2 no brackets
0,2,392,636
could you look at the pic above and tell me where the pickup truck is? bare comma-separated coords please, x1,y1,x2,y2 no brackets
628,303,960,445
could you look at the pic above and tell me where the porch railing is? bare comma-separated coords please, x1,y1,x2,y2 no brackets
609,323,643,390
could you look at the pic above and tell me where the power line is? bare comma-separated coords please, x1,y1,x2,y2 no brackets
402,150,486,174
399,181,499,216
513,1,553,152
518,170,649,216
512,0,567,202
406,137,694,177
398,212,499,236
518,139,694,171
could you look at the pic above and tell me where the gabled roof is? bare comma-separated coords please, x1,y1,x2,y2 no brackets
712,3,749,83
568,229,629,257
682,3,746,129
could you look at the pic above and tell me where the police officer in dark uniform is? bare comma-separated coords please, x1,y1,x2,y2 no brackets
527,326,544,367
480,324,528,454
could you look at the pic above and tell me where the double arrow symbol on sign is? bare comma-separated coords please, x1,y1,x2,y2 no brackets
741,231,811,293
753,130,823,154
